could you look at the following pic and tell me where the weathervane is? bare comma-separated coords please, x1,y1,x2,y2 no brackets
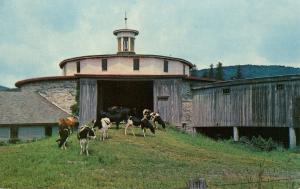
124,11,127,29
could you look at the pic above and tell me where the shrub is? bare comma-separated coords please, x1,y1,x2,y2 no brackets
237,135,282,151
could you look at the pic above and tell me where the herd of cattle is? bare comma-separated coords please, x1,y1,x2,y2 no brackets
57,106,166,156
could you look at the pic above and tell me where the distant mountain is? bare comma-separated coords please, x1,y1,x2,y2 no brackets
191,65,300,80
0,85,9,91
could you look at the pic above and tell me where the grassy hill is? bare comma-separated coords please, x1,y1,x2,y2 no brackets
192,65,300,80
0,126,300,189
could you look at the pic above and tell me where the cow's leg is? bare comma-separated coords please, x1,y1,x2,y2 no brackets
80,140,83,155
116,122,119,129
143,128,146,137
86,142,89,156
132,127,135,136
125,124,128,135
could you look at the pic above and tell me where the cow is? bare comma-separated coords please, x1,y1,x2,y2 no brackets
125,115,155,137
150,112,166,129
99,106,130,129
58,117,77,133
56,117,75,150
143,109,152,120
99,118,112,140
77,125,96,156
56,126,70,150
140,116,155,137
125,116,141,136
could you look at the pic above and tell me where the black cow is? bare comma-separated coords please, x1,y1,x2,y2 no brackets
77,126,96,156
99,106,130,129
56,126,70,150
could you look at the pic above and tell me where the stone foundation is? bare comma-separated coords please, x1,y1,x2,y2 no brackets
20,79,77,114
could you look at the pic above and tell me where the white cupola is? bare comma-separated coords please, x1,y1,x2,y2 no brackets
113,13,139,54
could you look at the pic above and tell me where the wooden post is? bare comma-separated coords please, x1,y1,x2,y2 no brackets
187,178,207,189
289,127,296,149
233,127,239,142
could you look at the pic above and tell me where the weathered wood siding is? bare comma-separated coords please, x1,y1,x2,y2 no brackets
192,76,300,128
18,127,44,140
153,79,182,125
0,127,10,141
79,79,97,125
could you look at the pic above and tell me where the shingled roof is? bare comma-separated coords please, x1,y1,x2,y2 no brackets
0,91,71,125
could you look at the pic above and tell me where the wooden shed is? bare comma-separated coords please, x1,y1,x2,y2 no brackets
191,75,300,148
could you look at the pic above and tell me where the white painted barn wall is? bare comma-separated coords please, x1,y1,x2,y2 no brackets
63,57,190,76
18,127,45,140
0,128,10,141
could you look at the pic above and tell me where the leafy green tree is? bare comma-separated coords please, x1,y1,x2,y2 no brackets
202,70,208,77
235,65,243,79
216,62,224,80
208,64,214,79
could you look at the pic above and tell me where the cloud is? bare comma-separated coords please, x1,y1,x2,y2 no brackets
0,0,299,87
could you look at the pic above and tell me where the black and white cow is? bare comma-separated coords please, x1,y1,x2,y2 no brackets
77,125,96,156
140,117,155,137
99,106,130,129
150,112,166,129
125,116,141,136
56,126,71,150
125,115,155,137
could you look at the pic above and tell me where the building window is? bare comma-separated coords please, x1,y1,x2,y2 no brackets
76,61,80,73
164,60,168,73
123,37,129,51
276,84,284,90
183,65,186,75
102,59,107,71
133,58,139,70
223,88,230,95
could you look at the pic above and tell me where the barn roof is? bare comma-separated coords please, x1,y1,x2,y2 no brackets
0,91,71,125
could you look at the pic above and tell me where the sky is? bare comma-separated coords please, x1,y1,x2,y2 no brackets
0,0,300,87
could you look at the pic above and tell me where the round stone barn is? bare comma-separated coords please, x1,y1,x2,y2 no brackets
2,22,300,149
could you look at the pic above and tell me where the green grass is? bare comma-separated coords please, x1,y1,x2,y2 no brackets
0,125,300,189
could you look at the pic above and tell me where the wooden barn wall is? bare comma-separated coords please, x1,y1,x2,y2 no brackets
153,79,182,125
192,80,300,128
79,79,97,125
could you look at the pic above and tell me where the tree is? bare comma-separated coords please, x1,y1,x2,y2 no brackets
202,70,208,78
208,64,214,79
216,62,224,80
235,65,243,79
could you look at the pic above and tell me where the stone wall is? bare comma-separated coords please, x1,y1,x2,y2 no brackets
20,79,77,114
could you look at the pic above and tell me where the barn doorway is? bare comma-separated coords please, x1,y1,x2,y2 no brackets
97,80,153,118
